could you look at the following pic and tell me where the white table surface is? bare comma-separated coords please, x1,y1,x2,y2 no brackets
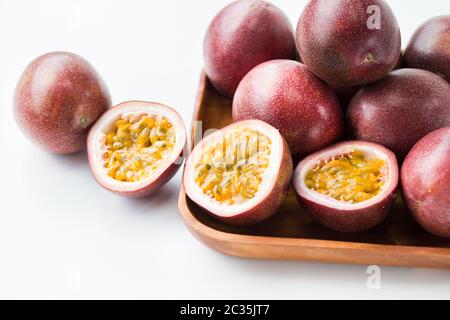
0,0,449,299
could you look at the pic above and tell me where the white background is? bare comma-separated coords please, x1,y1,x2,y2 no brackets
0,0,449,299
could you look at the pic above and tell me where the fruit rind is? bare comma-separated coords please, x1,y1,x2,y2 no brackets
296,0,401,86
87,101,186,198
347,68,450,160
293,141,399,233
204,0,295,97
401,127,450,238
232,60,344,159
404,15,450,83
14,51,111,154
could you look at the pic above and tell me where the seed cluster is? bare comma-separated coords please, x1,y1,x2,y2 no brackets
305,150,385,203
195,128,271,205
103,115,176,182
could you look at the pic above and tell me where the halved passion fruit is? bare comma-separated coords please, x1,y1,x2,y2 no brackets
183,120,293,226
87,101,186,197
293,141,399,233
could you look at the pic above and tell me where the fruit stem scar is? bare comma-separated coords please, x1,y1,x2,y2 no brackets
360,52,378,65
80,116,89,128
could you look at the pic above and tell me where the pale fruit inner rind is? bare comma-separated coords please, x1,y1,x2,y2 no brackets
103,114,176,182
194,127,271,205
305,150,385,204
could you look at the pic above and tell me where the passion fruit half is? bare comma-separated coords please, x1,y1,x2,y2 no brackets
293,141,399,233
87,101,186,198
183,120,293,226
401,127,450,238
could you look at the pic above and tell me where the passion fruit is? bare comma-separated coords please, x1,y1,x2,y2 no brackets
14,51,111,154
203,0,295,97
347,69,450,160
296,0,401,86
183,120,293,226
329,52,404,109
232,60,344,159
401,127,450,238
87,101,186,198
293,141,399,233
405,16,450,82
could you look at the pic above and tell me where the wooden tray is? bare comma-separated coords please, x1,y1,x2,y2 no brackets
178,73,450,269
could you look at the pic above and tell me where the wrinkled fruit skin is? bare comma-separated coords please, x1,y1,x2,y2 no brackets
405,16,450,83
14,51,111,154
347,69,450,160
296,0,401,86
401,127,450,238
204,0,295,97
293,141,399,233
233,60,344,159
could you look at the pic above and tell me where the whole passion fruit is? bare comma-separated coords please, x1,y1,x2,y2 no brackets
401,127,450,238
14,51,111,154
203,0,295,97
293,141,399,233
405,16,450,82
184,120,293,226
87,101,186,198
347,69,450,160
296,0,401,86
233,60,344,159
329,52,404,109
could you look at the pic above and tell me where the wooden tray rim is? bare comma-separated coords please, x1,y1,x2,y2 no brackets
178,72,450,268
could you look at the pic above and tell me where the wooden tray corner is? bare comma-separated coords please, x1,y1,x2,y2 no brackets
178,72,450,269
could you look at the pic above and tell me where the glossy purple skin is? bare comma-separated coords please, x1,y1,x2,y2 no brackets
204,0,295,97
297,192,396,233
405,16,450,83
293,141,399,233
296,0,401,86
233,60,344,159
401,127,450,238
347,69,450,160
14,52,111,154
330,53,404,109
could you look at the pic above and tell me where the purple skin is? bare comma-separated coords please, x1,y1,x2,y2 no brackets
296,191,396,233
401,127,450,238
14,52,111,154
347,69,450,160
293,141,399,233
203,0,295,98
233,60,344,159
330,52,404,109
405,16,450,83
296,0,401,86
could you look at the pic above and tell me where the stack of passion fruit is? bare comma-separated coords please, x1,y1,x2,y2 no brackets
184,0,450,238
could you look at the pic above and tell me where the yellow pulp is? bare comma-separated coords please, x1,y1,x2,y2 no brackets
305,150,385,203
194,128,271,205
103,115,175,182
